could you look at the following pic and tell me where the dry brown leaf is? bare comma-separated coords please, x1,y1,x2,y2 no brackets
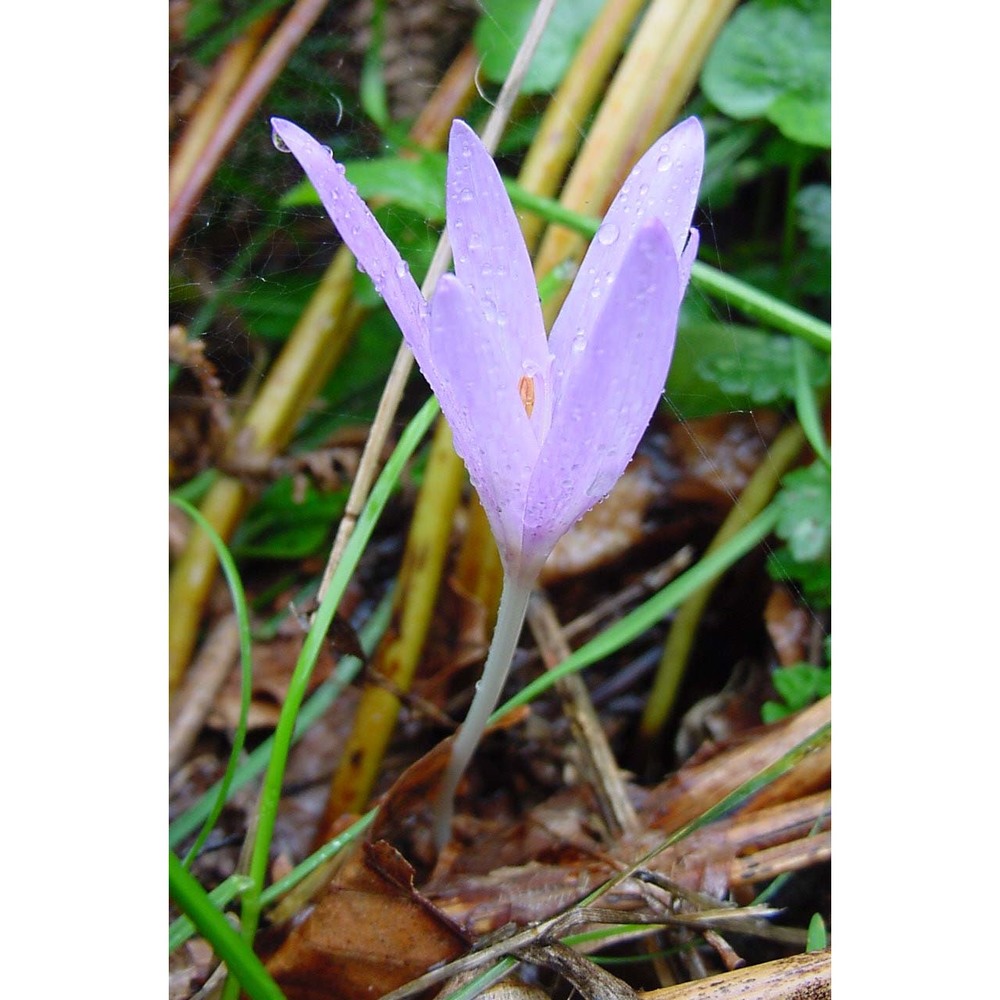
207,636,336,731
668,412,782,507
541,459,659,585
764,585,813,666
267,841,470,1000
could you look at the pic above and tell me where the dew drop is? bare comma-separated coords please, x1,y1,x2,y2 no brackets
320,145,333,157
656,154,672,172
395,260,409,278
596,222,620,246
483,297,497,322
572,332,586,354
460,187,474,203
271,128,291,153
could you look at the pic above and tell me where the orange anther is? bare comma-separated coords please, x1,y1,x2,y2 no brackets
518,375,535,417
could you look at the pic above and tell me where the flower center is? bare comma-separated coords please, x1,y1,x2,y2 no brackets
518,375,535,417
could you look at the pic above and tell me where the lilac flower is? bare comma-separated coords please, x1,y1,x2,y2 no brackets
270,116,703,585
272,115,703,846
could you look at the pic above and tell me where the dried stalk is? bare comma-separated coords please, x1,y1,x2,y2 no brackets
640,949,830,1000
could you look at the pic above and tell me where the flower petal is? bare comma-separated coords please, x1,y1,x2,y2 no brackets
522,219,681,556
270,117,431,367
547,117,703,387
445,121,553,440
428,273,540,568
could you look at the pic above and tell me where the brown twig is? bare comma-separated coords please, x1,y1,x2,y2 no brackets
169,613,240,771
526,591,640,840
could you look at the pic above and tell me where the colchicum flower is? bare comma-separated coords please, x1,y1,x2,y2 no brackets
271,114,704,844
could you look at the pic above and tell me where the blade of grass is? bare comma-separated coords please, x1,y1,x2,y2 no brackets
689,261,831,351
793,340,831,466
170,874,254,952
497,503,780,718
169,495,254,868
318,418,465,830
499,179,833,352
169,583,394,850
169,852,286,1000
234,394,440,959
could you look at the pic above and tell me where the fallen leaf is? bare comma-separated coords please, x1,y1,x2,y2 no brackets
267,841,470,1000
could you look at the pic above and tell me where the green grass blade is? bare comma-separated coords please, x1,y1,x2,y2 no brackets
792,339,831,466
170,874,254,952
170,495,255,868
236,394,440,954
495,503,780,718
169,852,286,1000
689,262,831,352
169,587,393,850
500,182,831,351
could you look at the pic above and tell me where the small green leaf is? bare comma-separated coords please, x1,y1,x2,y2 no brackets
767,546,831,609
231,476,347,559
772,662,830,709
806,912,828,951
761,700,792,724
797,183,831,250
701,0,831,148
474,0,605,94
775,462,830,562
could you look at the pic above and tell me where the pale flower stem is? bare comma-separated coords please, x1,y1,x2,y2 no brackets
433,571,535,849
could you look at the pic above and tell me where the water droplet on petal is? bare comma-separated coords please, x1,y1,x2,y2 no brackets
657,154,672,172
320,145,333,157
395,260,409,278
572,332,586,354
271,128,291,153
596,222,620,246
460,187,474,203
483,297,497,322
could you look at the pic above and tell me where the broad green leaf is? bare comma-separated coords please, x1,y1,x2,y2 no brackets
474,0,605,94
668,321,829,417
775,462,830,562
701,0,831,147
